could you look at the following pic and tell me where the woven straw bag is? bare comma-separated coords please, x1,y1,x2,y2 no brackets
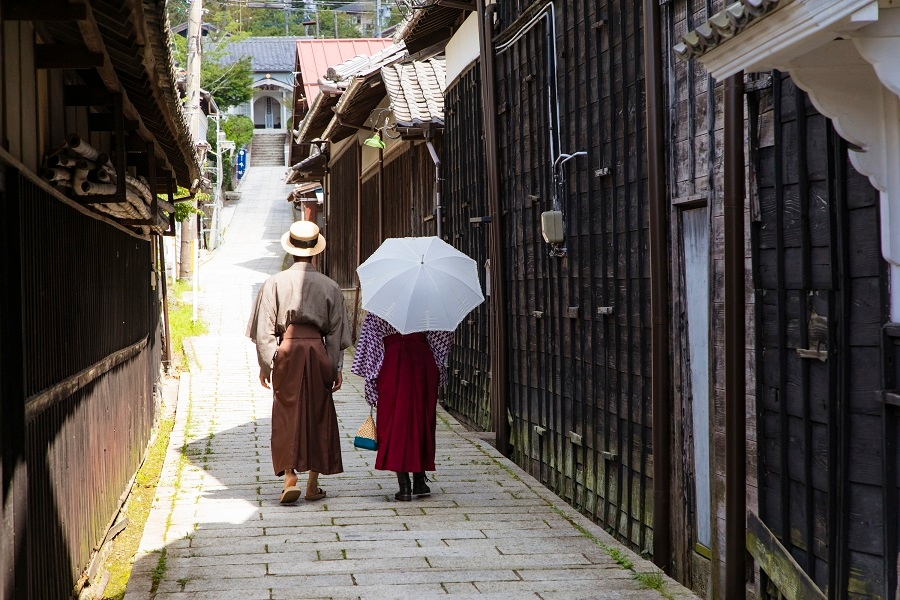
354,409,378,451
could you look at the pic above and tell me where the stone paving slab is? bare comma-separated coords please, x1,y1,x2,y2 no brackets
125,166,698,600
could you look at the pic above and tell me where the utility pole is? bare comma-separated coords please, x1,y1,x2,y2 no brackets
181,0,202,311
333,8,338,39
375,0,381,37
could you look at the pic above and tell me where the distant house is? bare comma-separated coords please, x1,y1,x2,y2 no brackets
222,36,304,131
341,2,392,37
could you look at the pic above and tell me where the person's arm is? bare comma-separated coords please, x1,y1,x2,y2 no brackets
324,289,350,378
247,281,278,387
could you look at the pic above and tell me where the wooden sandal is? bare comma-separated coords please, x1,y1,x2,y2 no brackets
304,487,326,501
279,486,302,504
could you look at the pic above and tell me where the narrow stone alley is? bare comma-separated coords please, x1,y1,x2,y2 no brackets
124,166,697,600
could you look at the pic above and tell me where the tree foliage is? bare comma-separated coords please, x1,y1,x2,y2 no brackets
223,115,254,149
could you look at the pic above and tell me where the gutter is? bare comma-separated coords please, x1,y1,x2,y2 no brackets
642,0,673,572
423,126,443,238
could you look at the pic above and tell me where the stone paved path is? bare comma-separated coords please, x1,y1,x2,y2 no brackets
126,166,697,599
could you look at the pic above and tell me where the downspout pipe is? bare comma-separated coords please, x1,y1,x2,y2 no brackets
724,71,747,599
642,0,672,573
424,127,443,238
476,0,510,454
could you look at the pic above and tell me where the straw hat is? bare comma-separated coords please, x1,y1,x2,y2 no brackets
281,220,326,257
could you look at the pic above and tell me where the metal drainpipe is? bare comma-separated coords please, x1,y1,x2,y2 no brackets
724,71,747,598
424,127,442,238
378,146,384,241
476,0,510,454
642,0,672,573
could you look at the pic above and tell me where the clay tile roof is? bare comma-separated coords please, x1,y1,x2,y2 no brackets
674,0,789,60
222,36,300,72
296,38,397,105
381,58,446,127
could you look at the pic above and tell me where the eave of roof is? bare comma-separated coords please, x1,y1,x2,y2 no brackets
43,0,200,189
393,1,473,55
287,151,328,184
296,91,342,144
673,0,790,61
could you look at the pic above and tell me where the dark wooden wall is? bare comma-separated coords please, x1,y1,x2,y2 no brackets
664,0,731,592
751,72,895,599
444,65,492,431
492,0,654,552
325,147,360,289
1,17,164,597
3,171,161,598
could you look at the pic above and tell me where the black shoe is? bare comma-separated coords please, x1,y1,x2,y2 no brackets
412,472,431,497
395,472,412,501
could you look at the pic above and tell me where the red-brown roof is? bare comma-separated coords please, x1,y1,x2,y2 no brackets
295,39,396,106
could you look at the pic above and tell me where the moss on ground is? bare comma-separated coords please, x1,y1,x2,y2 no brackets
99,415,174,599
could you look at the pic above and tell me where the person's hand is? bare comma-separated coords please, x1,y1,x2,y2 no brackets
259,370,271,389
332,371,343,392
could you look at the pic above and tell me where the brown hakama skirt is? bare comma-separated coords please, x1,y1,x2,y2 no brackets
270,323,343,476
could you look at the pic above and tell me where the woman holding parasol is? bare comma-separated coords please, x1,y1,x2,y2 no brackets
350,237,484,501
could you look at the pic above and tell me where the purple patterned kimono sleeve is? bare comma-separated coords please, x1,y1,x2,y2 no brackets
350,314,389,407
426,330,454,387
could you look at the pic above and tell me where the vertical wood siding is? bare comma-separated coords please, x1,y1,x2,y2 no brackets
14,172,161,597
751,73,892,599
326,148,360,289
663,0,725,590
444,66,492,430
490,0,654,552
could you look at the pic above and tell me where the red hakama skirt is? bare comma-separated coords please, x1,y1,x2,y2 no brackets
375,332,440,473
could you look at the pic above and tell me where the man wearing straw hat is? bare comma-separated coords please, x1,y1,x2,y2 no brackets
247,220,351,504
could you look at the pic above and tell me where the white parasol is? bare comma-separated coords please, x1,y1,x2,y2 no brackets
356,236,485,334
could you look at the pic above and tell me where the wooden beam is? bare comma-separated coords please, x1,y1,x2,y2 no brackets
63,85,111,107
88,113,139,132
34,44,102,69
113,93,126,200
4,0,86,21
746,512,826,600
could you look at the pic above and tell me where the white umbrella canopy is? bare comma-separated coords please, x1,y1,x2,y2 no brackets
356,236,485,334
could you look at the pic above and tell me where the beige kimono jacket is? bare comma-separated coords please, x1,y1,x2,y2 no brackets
246,262,351,380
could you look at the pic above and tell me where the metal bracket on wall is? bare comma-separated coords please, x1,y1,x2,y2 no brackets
595,167,610,177
534,425,546,436
601,451,618,461
531,310,544,319
566,306,579,318
568,432,583,446
597,306,614,315
796,348,828,362
881,390,900,407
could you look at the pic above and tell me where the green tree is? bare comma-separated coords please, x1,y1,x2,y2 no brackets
171,34,253,111
223,115,254,149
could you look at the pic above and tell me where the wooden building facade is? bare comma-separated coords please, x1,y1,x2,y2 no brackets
291,0,900,597
0,2,199,597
